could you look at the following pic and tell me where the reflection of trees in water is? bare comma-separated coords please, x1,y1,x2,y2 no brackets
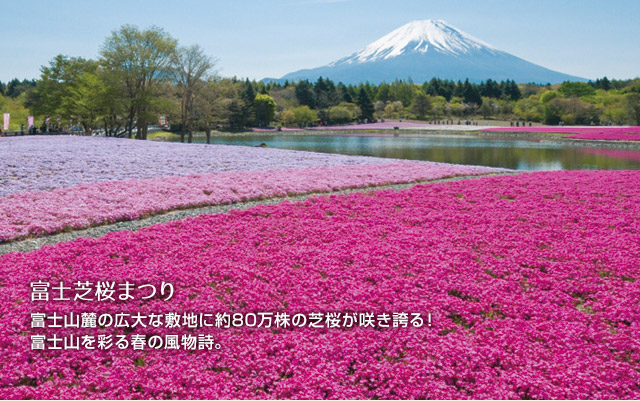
168,134,640,171
577,148,640,163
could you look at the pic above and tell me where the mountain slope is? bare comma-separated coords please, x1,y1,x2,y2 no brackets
274,20,585,84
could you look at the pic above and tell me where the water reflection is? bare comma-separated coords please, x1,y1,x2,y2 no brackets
173,134,640,171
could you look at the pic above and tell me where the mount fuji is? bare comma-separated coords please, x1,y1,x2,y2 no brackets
273,19,586,84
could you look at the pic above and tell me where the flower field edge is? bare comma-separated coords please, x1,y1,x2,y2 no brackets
0,161,504,244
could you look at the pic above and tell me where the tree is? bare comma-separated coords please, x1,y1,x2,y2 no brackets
100,24,178,139
172,44,216,143
284,105,317,127
383,101,404,119
559,81,596,98
357,87,374,121
625,93,640,124
543,98,565,125
313,77,338,110
411,92,431,119
479,79,502,98
376,83,391,102
240,79,256,129
336,82,353,103
540,90,560,104
327,104,356,124
4,78,36,98
462,79,482,105
269,86,298,111
478,100,493,119
26,55,98,123
254,93,277,126
66,71,106,133
295,80,315,108
280,109,296,127
503,80,522,101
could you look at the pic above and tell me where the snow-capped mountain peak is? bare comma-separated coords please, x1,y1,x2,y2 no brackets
273,19,586,84
334,19,497,65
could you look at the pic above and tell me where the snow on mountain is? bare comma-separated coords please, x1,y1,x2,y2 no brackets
333,19,497,65
271,19,586,85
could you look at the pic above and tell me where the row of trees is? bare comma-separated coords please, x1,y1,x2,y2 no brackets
4,24,640,138
23,25,219,141
0,78,36,98
260,77,640,126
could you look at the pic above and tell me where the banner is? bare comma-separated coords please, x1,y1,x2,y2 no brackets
3,113,9,131
28,116,34,129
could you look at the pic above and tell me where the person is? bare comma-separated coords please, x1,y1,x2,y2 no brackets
20,124,24,135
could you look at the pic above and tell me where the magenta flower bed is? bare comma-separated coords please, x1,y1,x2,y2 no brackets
0,161,499,242
483,126,640,141
1,170,639,399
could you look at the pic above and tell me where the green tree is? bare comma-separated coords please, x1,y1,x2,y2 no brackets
625,93,640,124
254,93,277,126
172,44,216,143
540,90,560,104
411,91,431,119
376,83,392,102
327,104,356,124
26,55,98,125
295,80,315,108
461,79,482,105
288,105,318,127
66,71,106,133
100,24,178,139
503,80,522,101
336,82,354,103
559,81,596,98
5,78,36,98
314,77,338,109
478,100,493,119
240,79,256,129
357,87,374,121
543,98,565,125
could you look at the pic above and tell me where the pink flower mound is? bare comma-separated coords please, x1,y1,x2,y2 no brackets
0,161,499,242
1,170,639,399
483,126,640,141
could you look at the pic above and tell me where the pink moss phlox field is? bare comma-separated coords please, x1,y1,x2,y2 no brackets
1,171,639,399
0,161,499,242
483,126,640,141
0,136,408,197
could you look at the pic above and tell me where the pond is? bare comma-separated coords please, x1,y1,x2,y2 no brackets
170,133,640,171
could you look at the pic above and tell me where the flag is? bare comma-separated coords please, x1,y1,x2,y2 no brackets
28,116,34,129
3,113,9,131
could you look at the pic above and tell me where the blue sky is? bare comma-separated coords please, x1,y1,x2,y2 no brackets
2,0,638,82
